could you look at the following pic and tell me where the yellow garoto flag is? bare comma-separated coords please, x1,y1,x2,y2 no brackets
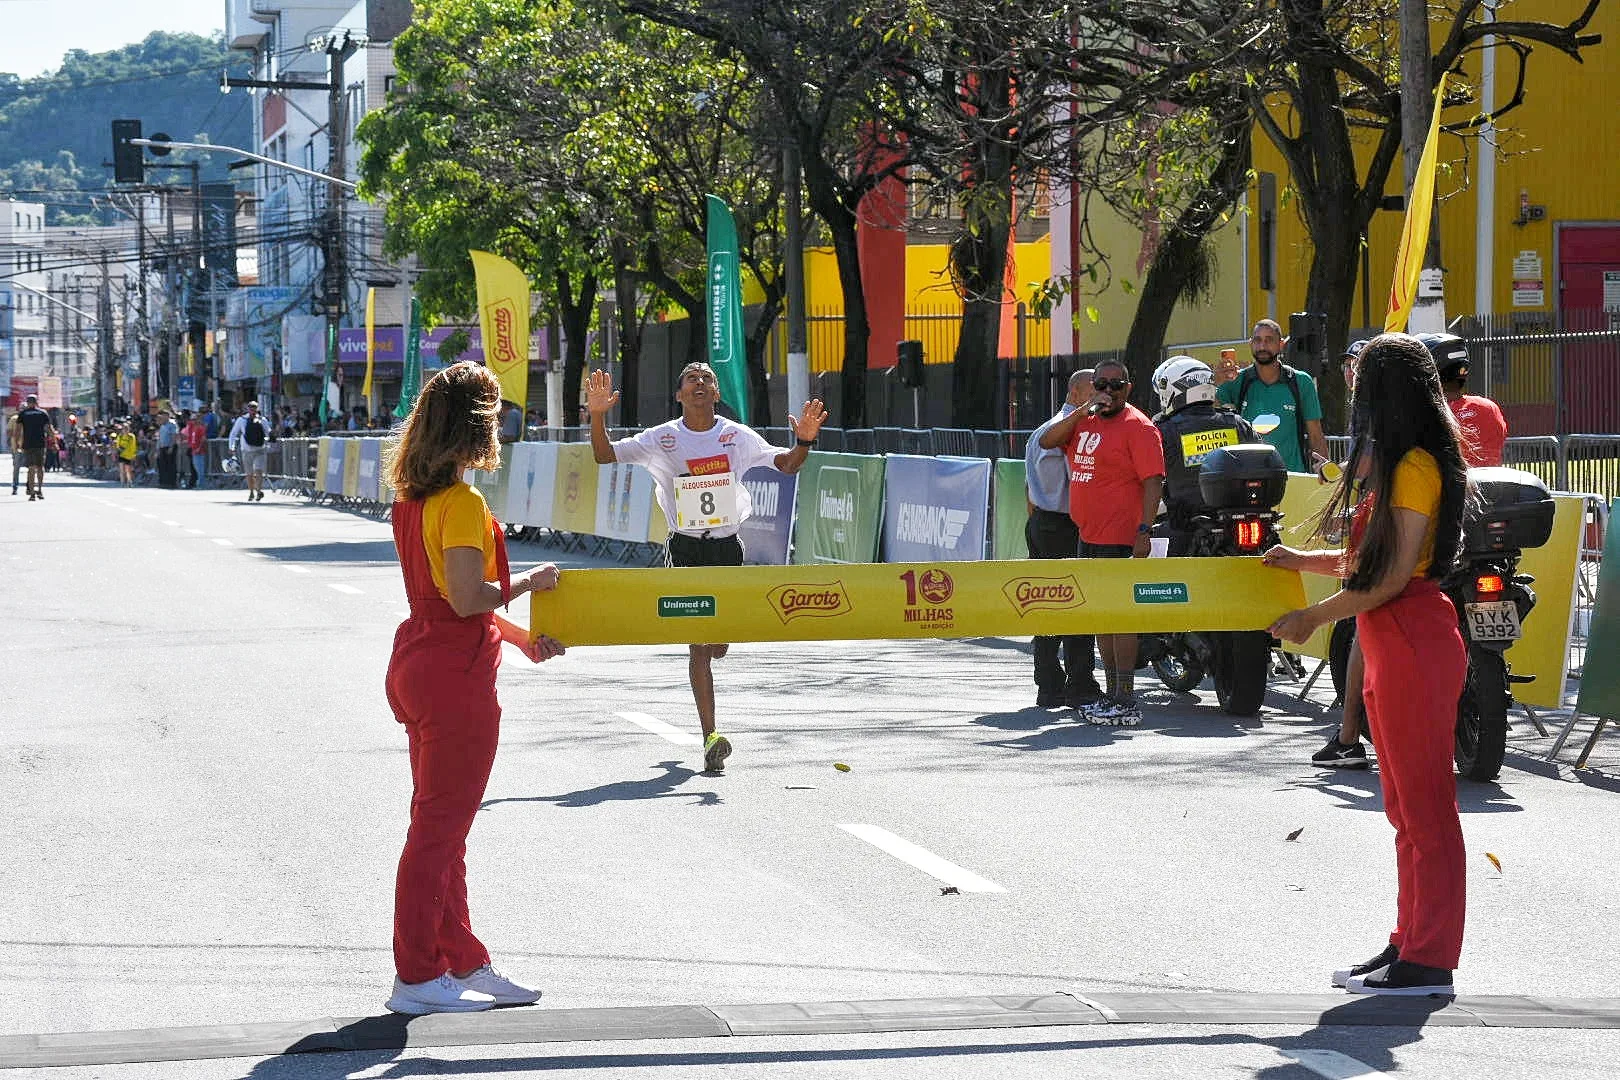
362,287,376,398
470,250,530,410
1385,73,1448,333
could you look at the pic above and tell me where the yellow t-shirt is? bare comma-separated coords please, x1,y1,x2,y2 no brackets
1389,447,1441,578
421,482,497,600
116,432,138,461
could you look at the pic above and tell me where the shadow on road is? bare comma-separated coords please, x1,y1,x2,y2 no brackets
229,1013,1447,1078
480,760,721,809
248,540,400,566
1282,768,1524,815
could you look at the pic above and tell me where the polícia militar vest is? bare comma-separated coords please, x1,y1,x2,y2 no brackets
1156,403,1255,522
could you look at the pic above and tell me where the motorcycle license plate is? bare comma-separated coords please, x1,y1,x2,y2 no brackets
1466,600,1521,643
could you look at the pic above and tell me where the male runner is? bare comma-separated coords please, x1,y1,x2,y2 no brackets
588,363,826,772
16,395,55,501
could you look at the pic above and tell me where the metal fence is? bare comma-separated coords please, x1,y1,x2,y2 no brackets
1455,310,1620,436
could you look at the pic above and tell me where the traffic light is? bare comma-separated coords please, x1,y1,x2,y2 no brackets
897,339,925,388
112,119,145,184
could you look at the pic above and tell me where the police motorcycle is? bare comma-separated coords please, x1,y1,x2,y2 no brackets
1135,357,1288,715
1327,468,1554,781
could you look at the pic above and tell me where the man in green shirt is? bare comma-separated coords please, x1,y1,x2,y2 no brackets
1216,319,1328,473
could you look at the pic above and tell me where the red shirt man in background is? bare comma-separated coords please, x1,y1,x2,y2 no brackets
1424,333,1507,467
1038,360,1165,727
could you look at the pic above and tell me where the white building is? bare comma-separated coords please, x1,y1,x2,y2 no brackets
0,200,50,404
224,0,408,414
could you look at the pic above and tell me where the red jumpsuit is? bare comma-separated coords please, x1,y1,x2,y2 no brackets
385,497,511,985
1358,555,1469,969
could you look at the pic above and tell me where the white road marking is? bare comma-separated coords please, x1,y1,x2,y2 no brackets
329,583,363,595
186,528,204,534
615,711,701,746
211,538,234,546
1283,1049,1392,1080
284,566,310,574
837,824,1006,893
141,514,158,519
161,520,180,527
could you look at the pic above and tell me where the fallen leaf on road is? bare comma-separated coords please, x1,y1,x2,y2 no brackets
940,886,960,895
784,785,817,790
1285,884,1305,891
1485,852,1503,873
833,762,851,772
1286,827,1305,842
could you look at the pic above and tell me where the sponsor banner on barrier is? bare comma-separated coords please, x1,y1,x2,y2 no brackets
738,467,796,565
466,445,512,518
1576,499,1620,721
342,441,362,499
505,441,559,528
595,460,657,542
1276,471,1582,709
316,437,332,493
1511,492,1586,709
322,437,347,495
881,455,991,563
530,557,1306,646
552,444,600,534
992,458,1030,560
792,452,885,565
358,439,382,503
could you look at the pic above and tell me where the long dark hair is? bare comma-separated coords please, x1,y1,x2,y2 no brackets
384,361,501,501
1311,333,1467,591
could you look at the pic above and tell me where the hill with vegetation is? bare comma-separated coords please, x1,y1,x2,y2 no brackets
0,32,253,223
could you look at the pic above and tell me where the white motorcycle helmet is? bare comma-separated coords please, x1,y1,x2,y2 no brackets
1152,355,1218,414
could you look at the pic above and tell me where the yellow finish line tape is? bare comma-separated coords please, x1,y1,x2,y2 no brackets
530,557,1306,646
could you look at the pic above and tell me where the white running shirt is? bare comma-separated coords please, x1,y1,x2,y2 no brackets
611,417,780,538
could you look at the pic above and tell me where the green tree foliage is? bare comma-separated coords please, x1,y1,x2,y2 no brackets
0,32,253,220
360,0,784,422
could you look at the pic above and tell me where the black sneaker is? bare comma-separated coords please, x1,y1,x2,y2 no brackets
1332,943,1398,988
1312,735,1368,769
1066,684,1104,708
1347,959,1454,997
1035,690,1067,708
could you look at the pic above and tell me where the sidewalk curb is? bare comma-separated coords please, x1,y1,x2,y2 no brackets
6,992,1620,1069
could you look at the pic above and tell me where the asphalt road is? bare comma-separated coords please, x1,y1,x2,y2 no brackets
3,474,1618,1079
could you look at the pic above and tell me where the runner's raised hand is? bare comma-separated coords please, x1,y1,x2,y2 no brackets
586,370,619,416
789,398,828,442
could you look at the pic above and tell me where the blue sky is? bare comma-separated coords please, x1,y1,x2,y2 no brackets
0,0,224,79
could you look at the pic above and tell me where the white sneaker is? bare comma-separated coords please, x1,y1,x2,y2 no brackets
385,973,496,1015
458,963,543,1005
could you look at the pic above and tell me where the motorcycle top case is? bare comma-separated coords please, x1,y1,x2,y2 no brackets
1197,444,1289,510
1464,466,1555,553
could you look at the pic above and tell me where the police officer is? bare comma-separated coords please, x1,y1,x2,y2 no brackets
1151,356,1255,555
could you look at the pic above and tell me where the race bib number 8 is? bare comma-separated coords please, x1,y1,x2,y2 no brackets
675,472,738,530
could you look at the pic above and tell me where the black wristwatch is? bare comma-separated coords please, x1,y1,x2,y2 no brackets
796,437,817,447
1137,523,1151,535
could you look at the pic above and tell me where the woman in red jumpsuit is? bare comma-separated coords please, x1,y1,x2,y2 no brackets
1264,333,1469,997
381,362,565,1015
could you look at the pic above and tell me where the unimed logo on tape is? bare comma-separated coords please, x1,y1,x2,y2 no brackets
658,595,717,618
1133,582,1190,604
766,582,852,623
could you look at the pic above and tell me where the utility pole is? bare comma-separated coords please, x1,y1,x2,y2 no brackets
166,191,179,408
100,252,112,419
323,31,359,421
783,137,809,414
1400,0,1446,332
136,196,149,414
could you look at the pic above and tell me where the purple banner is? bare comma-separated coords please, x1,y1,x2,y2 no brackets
336,326,483,369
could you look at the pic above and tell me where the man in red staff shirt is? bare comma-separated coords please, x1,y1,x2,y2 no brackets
1421,333,1507,467
1038,360,1165,726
